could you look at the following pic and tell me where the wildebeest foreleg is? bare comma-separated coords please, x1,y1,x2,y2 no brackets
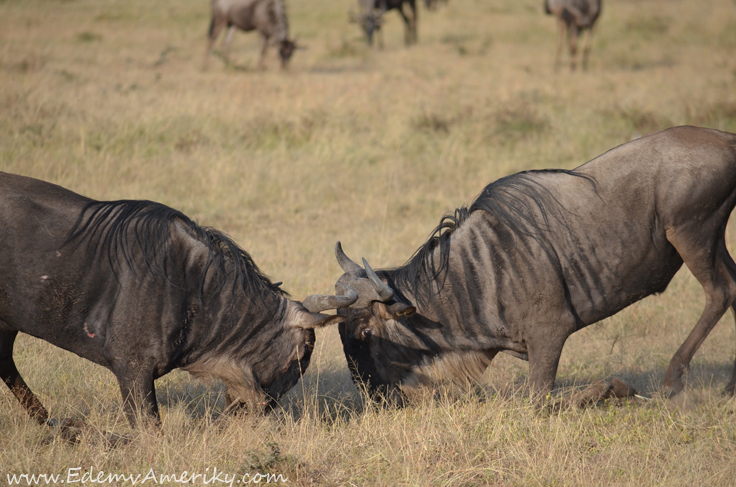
115,366,159,428
554,18,566,71
527,328,570,399
397,1,417,45
0,331,49,424
663,236,736,396
204,17,229,69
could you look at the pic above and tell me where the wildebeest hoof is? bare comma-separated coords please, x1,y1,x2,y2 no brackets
101,431,134,448
44,418,131,447
662,378,684,399
609,377,637,399
663,387,682,399
571,377,637,408
573,379,612,407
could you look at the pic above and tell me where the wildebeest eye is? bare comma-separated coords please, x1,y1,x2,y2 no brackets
360,328,372,341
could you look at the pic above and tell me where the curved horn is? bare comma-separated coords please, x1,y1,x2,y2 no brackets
302,285,358,313
362,258,394,301
335,241,363,273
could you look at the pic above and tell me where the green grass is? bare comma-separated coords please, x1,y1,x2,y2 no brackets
2,0,736,485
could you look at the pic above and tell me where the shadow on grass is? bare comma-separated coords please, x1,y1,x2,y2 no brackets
150,356,735,427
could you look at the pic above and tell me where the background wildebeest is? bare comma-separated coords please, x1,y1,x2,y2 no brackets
351,0,417,47
423,0,447,11
545,0,602,71
332,126,736,403
204,0,299,69
0,172,357,429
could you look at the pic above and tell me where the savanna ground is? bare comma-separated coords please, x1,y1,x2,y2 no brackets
2,0,736,484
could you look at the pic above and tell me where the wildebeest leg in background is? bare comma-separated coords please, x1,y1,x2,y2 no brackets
204,18,229,69
663,235,736,396
115,364,159,428
581,27,593,71
397,1,417,45
726,306,736,396
258,35,269,69
567,24,579,71
409,0,417,44
0,330,49,424
554,18,566,71
376,0,387,49
223,25,237,65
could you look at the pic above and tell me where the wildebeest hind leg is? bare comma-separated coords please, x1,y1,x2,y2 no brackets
581,28,593,71
663,235,736,396
0,330,49,424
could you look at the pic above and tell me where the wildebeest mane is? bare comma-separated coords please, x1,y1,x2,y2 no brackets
392,169,595,298
64,200,286,299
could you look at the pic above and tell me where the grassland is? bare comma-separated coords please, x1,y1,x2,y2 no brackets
2,0,736,485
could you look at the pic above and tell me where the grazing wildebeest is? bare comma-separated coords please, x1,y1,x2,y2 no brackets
331,126,736,403
424,0,447,11
204,0,298,70
544,0,601,71
351,0,417,47
0,172,357,430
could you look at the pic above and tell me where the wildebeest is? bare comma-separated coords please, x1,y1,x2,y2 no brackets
351,0,417,47
204,0,299,70
0,172,357,429
544,0,601,71
331,126,736,403
423,0,447,12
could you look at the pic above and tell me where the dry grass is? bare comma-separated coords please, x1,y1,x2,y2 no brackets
2,0,736,484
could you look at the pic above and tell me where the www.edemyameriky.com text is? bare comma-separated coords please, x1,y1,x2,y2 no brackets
7,467,288,485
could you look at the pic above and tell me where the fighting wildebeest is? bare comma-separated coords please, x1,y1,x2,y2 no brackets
204,0,299,70
0,172,357,430
331,126,736,403
544,0,601,71
351,0,417,47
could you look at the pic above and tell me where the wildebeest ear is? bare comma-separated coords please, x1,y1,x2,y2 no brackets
376,302,416,320
291,312,345,329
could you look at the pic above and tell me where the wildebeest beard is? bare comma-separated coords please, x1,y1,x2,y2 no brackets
338,301,497,404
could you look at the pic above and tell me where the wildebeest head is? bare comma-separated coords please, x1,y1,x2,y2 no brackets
277,38,298,67
200,287,357,414
349,7,385,46
330,242,421,403
361,13,384,45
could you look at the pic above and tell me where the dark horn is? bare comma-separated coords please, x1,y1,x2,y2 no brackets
335,241,363,273
302,285,358,313
362,257,394,301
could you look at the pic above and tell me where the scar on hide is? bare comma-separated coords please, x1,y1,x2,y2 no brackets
83,322,95,338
